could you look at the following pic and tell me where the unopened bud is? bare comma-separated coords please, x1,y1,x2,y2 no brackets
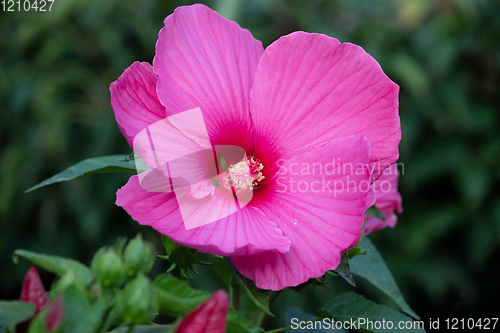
116,274,158,325
46,295,63,332
90,248,125,287
123,234,155,277
20,266,49,313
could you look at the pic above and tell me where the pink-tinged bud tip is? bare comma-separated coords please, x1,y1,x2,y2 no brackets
46,295,64,332
175,290,229,333
19,266,49,313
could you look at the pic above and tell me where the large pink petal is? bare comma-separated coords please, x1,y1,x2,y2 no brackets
364,214,398,236
230,136,375,290
116,175,290,256
250,32,400,181
153,4,264,152
132,108,215,193
110,62,166,147
365,163,403,235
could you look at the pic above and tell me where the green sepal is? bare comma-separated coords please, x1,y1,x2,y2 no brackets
333,252,356,287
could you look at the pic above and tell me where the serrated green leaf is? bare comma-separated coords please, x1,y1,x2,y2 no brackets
349,237,420,319
25,155,136,192
226,309,264,333
61,286,107,333
160,237,200,266
333,252,356,287
13,249,93,286
0,301,36,327
318,292,426,332
224,258,273,317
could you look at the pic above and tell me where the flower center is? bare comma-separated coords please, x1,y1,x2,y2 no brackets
227,156,265,189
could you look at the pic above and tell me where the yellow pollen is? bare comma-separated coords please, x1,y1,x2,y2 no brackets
227,156,265,189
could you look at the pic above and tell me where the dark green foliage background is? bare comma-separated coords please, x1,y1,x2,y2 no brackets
1,0,499,328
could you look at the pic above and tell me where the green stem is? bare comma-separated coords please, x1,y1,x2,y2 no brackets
228,274,240,311
251,289,281,326
255,311,266,327
233,283,240,311
97,309,114,333
268,290,282,306
250,309,262,324
228,274,234,307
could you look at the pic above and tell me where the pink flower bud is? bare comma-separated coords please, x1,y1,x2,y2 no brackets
176,290,229,333
20,266,49,312
46,295,64,332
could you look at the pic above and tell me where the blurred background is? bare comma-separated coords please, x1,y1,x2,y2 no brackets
1,0,499,329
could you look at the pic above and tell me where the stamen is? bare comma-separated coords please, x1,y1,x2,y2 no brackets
227,156,265,189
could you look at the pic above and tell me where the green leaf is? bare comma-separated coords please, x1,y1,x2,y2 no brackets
318,292,426,332
111,325,172,333
349,237,420,319
161,236,174,255
347,247,368,260
153,274,263,333
25,155,137,192
169,246,201,267
27,309,49,333
226,309,264,333
205,255,231,287
13,249,93,286
61,286,108,333
0,301,36,327
366,206,385,221
224,258,273,317
333,252,356,287
153,274,210,317
160,236,201,267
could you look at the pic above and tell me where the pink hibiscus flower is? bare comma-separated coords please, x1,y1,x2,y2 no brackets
111,4,400,290
364,163,403,235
